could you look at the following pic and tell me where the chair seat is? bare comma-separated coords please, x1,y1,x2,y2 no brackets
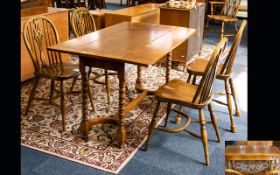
39,63,80,80
187,59,232,79
156,79,211,108
207,15,238,22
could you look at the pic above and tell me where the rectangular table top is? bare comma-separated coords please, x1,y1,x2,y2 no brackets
48,22,196,66
225,146,280,160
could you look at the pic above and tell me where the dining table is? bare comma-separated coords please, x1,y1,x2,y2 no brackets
48,21,196,148
225,145,280,174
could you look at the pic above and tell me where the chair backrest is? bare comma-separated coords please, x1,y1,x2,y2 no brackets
221,0,241,18
220,20,247,75
23,16,62,73
71,7,96,37
192,37,228,104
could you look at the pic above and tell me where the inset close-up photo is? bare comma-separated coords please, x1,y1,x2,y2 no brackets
225,141,280,175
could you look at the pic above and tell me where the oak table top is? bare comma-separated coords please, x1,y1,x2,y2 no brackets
225,146,280,161
48,21,196,66
48,21,196,148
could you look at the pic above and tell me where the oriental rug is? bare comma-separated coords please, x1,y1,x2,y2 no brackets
20,44,223,174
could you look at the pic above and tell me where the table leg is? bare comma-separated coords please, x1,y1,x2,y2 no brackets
79,58,90,141
166,52,172,84
135,65,143,91
117,63,127,148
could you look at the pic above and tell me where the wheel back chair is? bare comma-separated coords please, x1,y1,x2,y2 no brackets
144,37,228,166
186,19,247,133
23,16,95,131
71,7,115,105
206,0,241,40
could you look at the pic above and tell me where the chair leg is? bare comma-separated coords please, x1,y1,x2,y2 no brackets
144,100,161,151
225,79,236,133
24,76,40,116
208,103,221,142
192,75,197,85
105,69,111,105
88,66,92,79
234,22,238,32
199,108,210,166
60,80,66,131
229,78,240,117
164,102,172,127
221,22,225,40
174,105,183,125
87,80,96,112
203,18,209,40
70,76,78,93
49,79,55,103
187,73,192,83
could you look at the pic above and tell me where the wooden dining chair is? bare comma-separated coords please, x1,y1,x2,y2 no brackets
144,38,228,166
206,0,241,40
71,7,114,104
186,19,246,133
23,16,95,131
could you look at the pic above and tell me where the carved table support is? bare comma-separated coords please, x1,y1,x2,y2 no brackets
166,52,172,84
117,63,127,148
135,65,143,91
79,57,90,141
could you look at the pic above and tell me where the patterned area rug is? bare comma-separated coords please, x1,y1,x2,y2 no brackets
20,44,221,174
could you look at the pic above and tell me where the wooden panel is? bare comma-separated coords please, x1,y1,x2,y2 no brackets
160,3,205,63
225,146,280,161
21,7,69,82
105,14,132,27
90,9,112,30
48,22,196,66
105,3,160,27
131,9,160,24
237,141,274,146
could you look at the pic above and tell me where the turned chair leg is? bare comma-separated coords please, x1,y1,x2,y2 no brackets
164,102,172,127
175,105,183,125
187,73,192,83
221,21,225,40
87,80,96,112
234,22,238,32
192,75,197,85
24,76,40,116
144,100,161,151
60,80,66,131
208,103,221,142
199,108,210,166
225,79,236,133
49,79,55,103
229,78,240,116
70,76,78,92
87,66,93,79
203,18,209,40
105,69,111,105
